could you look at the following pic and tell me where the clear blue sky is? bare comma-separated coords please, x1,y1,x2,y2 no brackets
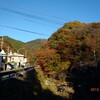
0,0,100,42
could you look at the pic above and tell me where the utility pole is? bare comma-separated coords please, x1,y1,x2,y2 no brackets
6,46,10,63
25,50,27,58
7,46,10,54
0,37,4,50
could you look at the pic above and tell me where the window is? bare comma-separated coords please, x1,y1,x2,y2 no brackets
11,58,14,61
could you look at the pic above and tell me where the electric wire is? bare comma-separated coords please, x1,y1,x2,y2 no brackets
0,1,71,21
0,24,49,36
0,7,63,25
0,11,59,28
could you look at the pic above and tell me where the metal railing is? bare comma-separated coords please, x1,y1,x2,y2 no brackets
0,66,34,81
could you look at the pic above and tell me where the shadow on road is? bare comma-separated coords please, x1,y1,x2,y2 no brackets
0,69,67,100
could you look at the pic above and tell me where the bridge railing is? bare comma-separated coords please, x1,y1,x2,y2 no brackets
0,66,34,81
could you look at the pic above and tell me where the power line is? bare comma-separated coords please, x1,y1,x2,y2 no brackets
0,11,59,28
0,7,63,25
0,24,49,36
19,17,59,28
0,1,71,21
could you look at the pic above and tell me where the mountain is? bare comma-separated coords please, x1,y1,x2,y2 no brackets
34,21,100,71
3,36,25,52
25,39,47,52
0,36,47,62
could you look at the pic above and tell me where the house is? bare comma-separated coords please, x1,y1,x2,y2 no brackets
7,52,27,67
0,50,27,70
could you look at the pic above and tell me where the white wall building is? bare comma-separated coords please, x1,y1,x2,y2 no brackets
0,50,7,70
0,50,27,66
0,50,28,70
7,52,27,65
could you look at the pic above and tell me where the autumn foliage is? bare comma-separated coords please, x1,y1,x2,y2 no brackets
34,48,60,71
34,21,100,72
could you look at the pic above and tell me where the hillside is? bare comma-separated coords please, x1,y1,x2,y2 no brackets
34,21,100,72
25,39,47,52
25,39,47,63
0,36,18,52
0,36,47,62
3,36,25,52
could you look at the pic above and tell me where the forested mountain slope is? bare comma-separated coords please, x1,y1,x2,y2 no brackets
0,36,46,60
34,21,100,72
25,39,47,52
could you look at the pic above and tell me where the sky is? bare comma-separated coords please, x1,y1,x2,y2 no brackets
0,0,100,42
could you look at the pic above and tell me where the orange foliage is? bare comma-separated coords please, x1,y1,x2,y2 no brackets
34,48,60,71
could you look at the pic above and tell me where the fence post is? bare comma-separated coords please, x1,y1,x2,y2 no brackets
0,76,2,81
9,74,10,79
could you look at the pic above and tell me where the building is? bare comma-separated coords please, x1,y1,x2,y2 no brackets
0,50,27,70
0,50,6,70
7,52,27,66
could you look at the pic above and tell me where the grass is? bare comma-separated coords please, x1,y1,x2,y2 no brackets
34,66,74,98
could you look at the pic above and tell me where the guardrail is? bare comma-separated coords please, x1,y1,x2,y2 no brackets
0,66,34,81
